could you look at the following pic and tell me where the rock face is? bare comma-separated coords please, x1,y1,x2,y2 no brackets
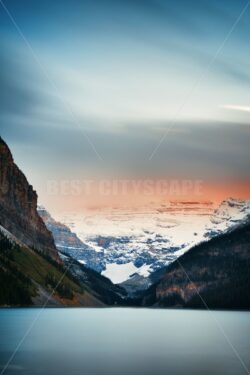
38,206,85,250
142,221,250,309
37,206,103,270
0,137,58,259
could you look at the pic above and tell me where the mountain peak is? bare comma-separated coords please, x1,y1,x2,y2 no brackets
217,197,250,212
0,136,13,163
222,197,246,204
207,197,250,235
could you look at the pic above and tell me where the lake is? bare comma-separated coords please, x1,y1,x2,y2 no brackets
0,308,249,375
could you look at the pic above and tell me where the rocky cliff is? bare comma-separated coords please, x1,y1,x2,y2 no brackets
37,206,104,270
0,137,58,259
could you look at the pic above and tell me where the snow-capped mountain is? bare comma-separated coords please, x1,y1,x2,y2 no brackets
38,198,250,296
205,198,250,237
53,202,213,280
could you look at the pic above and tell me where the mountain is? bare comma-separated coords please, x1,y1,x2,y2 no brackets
142,220,250,309
205,197,250,237
0,223,127,307
1,135,249,308
39,205,174,297
0,137,127,307
0,137,58,260
53,202,214,285
50,199,250,296
0,226,104,307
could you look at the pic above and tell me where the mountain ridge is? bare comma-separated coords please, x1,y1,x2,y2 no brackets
142,219,250,309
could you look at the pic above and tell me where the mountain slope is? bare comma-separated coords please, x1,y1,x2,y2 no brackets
0,227,104,306
142,221,250,309
0,137,58,259
0,223,129,307
60,253,128,305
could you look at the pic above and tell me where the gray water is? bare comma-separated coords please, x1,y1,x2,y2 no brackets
0,308,249,375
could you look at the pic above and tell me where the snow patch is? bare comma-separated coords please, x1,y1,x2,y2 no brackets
102,262,152,283
102,262,138,284
78,260,86,265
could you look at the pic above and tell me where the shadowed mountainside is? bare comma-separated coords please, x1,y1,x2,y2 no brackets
0,228,103,307
0,225,128,307
142,221,250,309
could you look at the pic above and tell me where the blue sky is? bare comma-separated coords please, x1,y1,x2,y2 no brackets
0,0,250,205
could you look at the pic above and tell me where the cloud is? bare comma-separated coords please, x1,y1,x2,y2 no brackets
1,0,250,187
220,105,250,113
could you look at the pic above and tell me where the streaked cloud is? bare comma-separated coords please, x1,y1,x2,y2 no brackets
220,105,250,113
0,0,250,207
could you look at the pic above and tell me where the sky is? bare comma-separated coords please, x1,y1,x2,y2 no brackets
0,0,250,211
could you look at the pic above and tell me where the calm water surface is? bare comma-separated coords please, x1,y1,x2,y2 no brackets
0,308,249,375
